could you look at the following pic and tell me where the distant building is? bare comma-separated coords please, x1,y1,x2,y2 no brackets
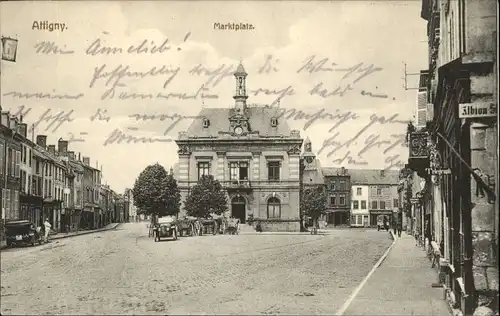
322,167,351,226
350,181,369,228
174,63,303,231
349,169,399,227
124,188,137,222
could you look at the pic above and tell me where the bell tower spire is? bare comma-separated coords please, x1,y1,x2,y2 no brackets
233,62,248,112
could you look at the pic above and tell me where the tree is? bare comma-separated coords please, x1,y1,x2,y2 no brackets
132,163,181,218
301,186,327,231
184,175,228,218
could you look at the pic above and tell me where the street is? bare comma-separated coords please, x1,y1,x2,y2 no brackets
1,223,392,315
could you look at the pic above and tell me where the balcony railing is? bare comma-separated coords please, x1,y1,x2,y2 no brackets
223,179,252,189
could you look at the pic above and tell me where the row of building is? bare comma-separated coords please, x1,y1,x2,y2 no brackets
170,63,401,231
402,0,497,315
0,104,135,236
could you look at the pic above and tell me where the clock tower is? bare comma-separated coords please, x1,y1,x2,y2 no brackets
229,62,251,136
233,63,248,112
302,137,316,167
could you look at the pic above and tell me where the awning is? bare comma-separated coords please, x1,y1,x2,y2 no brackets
19,193,43,206
325,209,350,213
369,210,393,215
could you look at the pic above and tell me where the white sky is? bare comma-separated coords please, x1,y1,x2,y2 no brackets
0,1,427,193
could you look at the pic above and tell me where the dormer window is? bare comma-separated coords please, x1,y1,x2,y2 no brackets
270,117,278,127
202,118,210,128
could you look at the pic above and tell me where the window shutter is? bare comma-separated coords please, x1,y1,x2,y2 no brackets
416,91,428,128
16,151,21,177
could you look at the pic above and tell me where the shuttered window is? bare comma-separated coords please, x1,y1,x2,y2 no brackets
416,91,428,128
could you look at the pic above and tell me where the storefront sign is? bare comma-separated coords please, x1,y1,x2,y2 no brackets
1,37,18,62
459,102,497,118
369,210,393,215
426,168,452,175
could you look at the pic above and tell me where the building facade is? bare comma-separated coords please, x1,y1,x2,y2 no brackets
124,188,138,222
349,169,399,227
406,0,498,315
322,167,351,226
1,105,117,238
174,64,303,231
350,183,369,228
0,109,22,224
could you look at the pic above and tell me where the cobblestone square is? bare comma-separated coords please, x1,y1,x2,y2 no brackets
0,223,392,315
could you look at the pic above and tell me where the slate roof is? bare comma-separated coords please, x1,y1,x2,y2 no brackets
322,167,350,177
185,106,291,138
69,160,84,173
349,169,400,185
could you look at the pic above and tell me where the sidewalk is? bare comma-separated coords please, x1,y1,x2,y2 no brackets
341,232,451,316
0,223,122,250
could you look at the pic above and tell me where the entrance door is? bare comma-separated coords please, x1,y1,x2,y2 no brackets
231,196,246,224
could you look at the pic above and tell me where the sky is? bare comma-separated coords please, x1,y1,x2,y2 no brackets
0,1,428,193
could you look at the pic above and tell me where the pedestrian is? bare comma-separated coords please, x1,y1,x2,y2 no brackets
43,218,52,243
397,221,402,237
384,217,389,232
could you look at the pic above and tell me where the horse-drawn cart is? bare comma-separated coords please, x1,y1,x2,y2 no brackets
225,218,240,235
199,218,218,235
178,216,198,237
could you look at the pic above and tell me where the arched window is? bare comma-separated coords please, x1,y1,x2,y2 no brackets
267,197,281,219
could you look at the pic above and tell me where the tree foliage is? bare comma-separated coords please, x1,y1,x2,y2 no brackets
132,163,181,217
301,186,327,221
184,175,228,218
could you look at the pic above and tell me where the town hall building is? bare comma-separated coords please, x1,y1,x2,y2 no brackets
174,63,304,231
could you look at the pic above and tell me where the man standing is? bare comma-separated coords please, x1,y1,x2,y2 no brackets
43,218,52,243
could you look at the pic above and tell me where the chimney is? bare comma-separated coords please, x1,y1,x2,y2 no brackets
380,169,385,177
48,145,56,154
58,138,69,154
18,123,28,138
68,151,75,160
83,157,90,165
36,135,47,147
341,167,345,175
78,152,81,161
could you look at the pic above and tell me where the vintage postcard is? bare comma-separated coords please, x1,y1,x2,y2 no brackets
0,0,498,315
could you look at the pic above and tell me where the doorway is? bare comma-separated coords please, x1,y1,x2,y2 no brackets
231,196,246,224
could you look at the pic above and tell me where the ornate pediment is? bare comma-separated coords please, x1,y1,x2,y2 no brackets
177,145,191,155
287,145,301,155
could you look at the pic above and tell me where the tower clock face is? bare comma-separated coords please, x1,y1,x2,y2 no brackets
234,126,243,135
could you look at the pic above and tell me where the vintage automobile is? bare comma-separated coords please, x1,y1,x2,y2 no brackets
153,216,179,242
4,220,43,247
377,215,389,231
